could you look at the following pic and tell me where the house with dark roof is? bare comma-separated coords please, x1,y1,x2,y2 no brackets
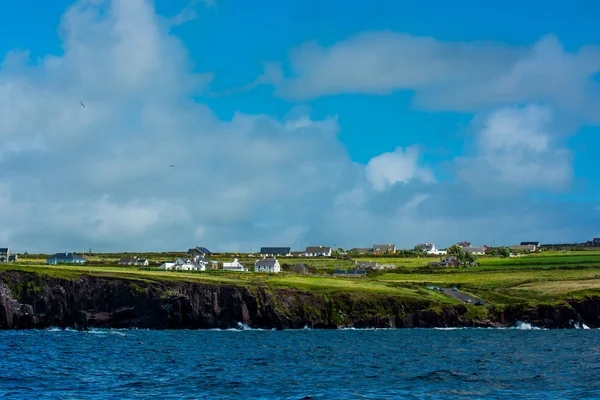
373,244,396,254
305,246,332,257
510,244,537,252
461,246,487,255
333,269,366,278
520,242,539,247
254,258,281,273
439,256,459,267
46,252,86,265
290,264,309,274
593,238,600,247
0,248,10,263
187,246,212,258
118,256,139,265
260,247,291,257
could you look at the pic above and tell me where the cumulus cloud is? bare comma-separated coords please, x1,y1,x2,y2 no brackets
266,32,600,119
457,104,572,192
366,146,435,190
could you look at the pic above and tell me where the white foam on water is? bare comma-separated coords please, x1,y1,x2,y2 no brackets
513,321,543,330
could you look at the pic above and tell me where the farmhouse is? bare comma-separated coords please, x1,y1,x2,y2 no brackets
290,264,309,274
438,256,459,267
223,258,246,272
254,258,281,273
118,256,141,265
260,247,291,257
159,257,205,271
187,246,212,258
46,252,86,265
461,246,487,255
510,244,537,252
0,248,10,263
416,243,447,255
372,244,396,254
304,246,332,257
333,269,366,278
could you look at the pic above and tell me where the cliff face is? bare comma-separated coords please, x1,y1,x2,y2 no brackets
0,271,598,330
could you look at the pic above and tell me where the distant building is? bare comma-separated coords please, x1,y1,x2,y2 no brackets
304,246,332,257
187,246,212,258
510,244,537,252
520,242,540,247
159,257,205,271
8,255,17,262
439,256,459,267
135,258,149,266
223,258,247,272
260,247,291,257
118,256,139,265
290,264,309,274
333,269,366,278
372,244,396,254
254,258,281,273
46,252,86,265
0,248,10,263
291,251,305,257
355,261,380,269
461,246,487,255
593,238,600,247
457,241,471,248
416,243,447,255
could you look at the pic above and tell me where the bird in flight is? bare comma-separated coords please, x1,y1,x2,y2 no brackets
169,165,176,168
79,101,85,108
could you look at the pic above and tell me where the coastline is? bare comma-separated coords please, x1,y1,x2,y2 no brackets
1,270,598,330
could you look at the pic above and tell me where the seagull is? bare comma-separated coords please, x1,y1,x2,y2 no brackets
169,165,176,168
79,101,85,108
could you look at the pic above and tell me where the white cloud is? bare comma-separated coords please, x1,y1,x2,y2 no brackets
458,104,572,191
366,146,435,190
267,32,600,119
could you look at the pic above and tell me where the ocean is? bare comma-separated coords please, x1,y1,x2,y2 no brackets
0,325,599,399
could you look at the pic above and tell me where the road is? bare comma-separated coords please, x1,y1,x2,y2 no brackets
442,288,485,305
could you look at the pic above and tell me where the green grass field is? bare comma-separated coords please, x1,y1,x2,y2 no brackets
5,250,600,306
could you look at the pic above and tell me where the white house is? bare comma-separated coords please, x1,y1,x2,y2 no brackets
416,243,447,255
254,258,281,273
462,246,487,255
223,258,247,272
159,258,206,271
304,246,332,257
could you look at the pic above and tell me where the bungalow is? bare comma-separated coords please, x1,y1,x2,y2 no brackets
349,248,372,255
46,252,86,265
461,246,487,255
510,244,537,252
520,242,540,248
254,258,281,273
305,246,332,257
457,241,471,247
187,246,212,258
333,269,367,278
291,251,305,257
118,256,139,265
135,258,149,266
223,258,247,272
355,261,379,270
373,244,396,254
416,243,447,255
159,257,205,271
439,256,459,267
260,247,291,257
290,264,309,274
0,248,10,263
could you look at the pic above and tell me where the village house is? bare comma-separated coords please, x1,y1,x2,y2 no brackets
159,257,206,271
304,246,332,257
222,258,247,272
438,256,460,267
118,256,148,266
254,258,281,273
416,243,447,255
46,252,86,265
260,247,291,257
510,244,537,252
187,246,212,258
372,244,396,254
291,251,305,257
290,264,309,274
355,261,380,270
592,238,600,247
461,246,487,255
333,269,367,278
0,248,10,263
135,258,149,266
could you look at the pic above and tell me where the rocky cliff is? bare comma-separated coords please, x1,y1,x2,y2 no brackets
0,271,598,330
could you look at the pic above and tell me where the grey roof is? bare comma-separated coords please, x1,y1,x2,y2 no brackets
48,252,86,261
188,246,212,255
416,243,434,251
255,258,277,267
520,242,539,246
333,269,366,275
260,247,290,255
373,244,395,251
119,257,137,263
0,248,9,253
305,246,331,253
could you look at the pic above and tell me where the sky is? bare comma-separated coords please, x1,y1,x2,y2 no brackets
1,0,600,252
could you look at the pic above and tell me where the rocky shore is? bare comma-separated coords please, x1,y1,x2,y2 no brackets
0,271,598,330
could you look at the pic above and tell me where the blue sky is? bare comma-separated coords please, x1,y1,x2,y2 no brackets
0,0,599,252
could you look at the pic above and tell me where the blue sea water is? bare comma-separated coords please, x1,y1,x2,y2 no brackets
0,326,599,399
